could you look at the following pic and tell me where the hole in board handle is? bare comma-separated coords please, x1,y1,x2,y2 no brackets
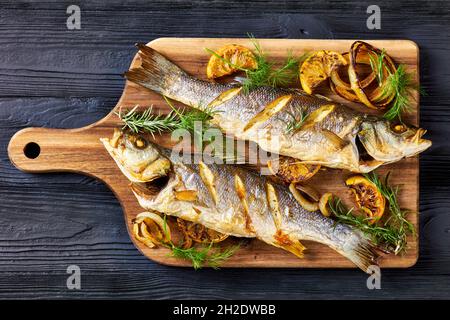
24,142,40,159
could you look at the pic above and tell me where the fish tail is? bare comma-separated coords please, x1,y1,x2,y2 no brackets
124,43,187,97
338,233,380,273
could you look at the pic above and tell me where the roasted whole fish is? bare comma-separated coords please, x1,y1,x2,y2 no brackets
101,129,379,272
124,44,431,173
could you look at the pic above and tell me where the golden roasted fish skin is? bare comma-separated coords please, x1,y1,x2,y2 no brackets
101,130,379,272
125,44,431,173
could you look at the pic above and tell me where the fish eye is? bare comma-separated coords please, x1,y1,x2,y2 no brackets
390,123,407,134
131,136,148,149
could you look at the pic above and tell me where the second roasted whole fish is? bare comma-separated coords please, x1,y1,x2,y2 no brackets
101,129,379,272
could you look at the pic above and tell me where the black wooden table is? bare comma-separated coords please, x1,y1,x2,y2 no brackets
0,0,449,299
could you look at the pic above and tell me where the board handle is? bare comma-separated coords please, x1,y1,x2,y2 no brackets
8,127,111,176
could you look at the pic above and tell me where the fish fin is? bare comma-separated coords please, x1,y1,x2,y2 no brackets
321,129,348,150
273,230,306,258
124,43,186,95
340,234,380,273
280,241,306,258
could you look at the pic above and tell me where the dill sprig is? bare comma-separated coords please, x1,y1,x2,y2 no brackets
368,49,386,85
382,64,416,121
329,172,415,254
367,47,420,121
285,109,309,134
205,34,303,94
162,215,240,269
169,242,240,270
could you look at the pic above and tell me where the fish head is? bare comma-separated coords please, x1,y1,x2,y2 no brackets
357,119,431,163
100,128,172,183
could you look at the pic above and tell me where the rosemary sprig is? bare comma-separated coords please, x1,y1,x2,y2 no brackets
162,215,240,269
285,109,309,134
162,96,217,136
329,198,403,251
116,106,179,138
330,172,415,254
205,34,303,94
117,98,217,137
363,172,415,235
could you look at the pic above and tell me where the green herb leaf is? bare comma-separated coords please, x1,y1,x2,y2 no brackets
368,49,386,86
382,64,416,121
169,242,240,270
117,97,218,137
205,34,305,94
116,106,179,138
163,96,217,136
161,215,240,269
285,109,309,134
330,172,415,254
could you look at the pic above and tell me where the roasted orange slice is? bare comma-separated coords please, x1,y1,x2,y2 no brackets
300,50,347,94
206,44,258,79
345,175,385,223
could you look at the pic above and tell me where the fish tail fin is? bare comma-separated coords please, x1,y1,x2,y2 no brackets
277,241,306,259
124,43,187,96
339,234,380,273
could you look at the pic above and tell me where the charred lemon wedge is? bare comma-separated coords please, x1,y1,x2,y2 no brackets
206,44,258,79
345,175,385,223
267,156,320,184
300,50,347,94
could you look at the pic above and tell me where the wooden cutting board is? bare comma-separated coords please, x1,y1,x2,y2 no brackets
7,38,420,268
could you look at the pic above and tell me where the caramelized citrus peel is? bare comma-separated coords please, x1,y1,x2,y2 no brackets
206,44,258,79
345,175,386,223
299,50,347,94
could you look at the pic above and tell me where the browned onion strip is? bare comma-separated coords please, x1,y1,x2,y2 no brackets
329,78,359,102
348,41,397,109
331,52,377,91
176,218,228,245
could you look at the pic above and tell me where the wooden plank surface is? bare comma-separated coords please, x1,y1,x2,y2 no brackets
8,38,419,268
0,0,449,299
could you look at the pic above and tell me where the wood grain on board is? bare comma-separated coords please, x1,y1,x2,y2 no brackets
8,38,419,268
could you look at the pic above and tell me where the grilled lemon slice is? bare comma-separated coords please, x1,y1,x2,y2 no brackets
345,175,386,224
299,50,347,94
206,44,258,79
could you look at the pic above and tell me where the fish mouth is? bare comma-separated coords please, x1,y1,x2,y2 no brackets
355,135,384,171
409,128,428,144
